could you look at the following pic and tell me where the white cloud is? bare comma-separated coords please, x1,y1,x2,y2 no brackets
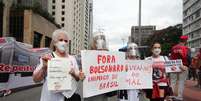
93,0,183,51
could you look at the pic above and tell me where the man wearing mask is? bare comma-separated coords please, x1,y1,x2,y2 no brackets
170,35,191,101
118,42,141,101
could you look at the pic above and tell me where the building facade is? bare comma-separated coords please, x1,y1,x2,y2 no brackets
88,0,93,49
131,25,156,45
1,0,58,48
12,0,48,11
48,0,92,54
183,0,201,49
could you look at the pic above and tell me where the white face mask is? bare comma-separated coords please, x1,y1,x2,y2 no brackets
55,41,67,53
129,49,136,56
127,43,138,57
153,48,161,56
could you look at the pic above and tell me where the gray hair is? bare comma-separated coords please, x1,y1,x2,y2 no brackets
52,29,69,42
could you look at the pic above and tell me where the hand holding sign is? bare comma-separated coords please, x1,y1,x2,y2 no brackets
79,69,85,81
81,50,153,98
41,54,52,71
69,68,76,75
180,65,188,71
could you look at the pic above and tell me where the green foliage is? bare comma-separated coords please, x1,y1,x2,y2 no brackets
145,24,182,56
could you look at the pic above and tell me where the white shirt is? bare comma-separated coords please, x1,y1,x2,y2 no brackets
127,90,139,101
145,56,169,86
34,52,79,101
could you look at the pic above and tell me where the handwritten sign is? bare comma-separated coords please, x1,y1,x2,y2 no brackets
165,60,182,73
81,50,153,98
47,58,72,91
124,60,153,90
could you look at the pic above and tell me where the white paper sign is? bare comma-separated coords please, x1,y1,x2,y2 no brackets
124,60,153,90
165,60,182,73
81,50,153,98
47,58,72,91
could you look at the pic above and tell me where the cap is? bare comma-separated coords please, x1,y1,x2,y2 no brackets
180,35,188,40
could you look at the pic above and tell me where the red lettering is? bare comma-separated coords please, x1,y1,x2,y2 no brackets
111,55,115,63
90,66,94,74
112,74,118,80
90,64,125,74
102,56,106,64
12,66,18,72
4,65,10,72
19,66,24,72
100,65,105,73
108,65,113,72
0,64,34,73
99,81,118,90
97,55,101,64
97,55,116,64
107,55,111,63
0,64,4,71
127,78,142,86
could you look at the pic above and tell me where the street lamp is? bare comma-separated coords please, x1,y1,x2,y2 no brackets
138,0,142,46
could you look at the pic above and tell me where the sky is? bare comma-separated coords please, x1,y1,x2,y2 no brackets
93,0,183,51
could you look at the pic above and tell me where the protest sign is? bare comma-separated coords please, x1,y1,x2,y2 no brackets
81,50,125,98
81,50,153,98
124,60,152,89
0,64,35,73
165,59,182,73
47,58,72,91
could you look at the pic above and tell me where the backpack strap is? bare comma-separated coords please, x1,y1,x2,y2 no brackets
163,56,168,61
51,52,55,58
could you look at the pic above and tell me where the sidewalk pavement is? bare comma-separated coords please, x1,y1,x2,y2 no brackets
184,80,201,101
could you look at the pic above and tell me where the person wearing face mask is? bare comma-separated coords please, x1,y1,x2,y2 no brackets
145,42,171,101
118,43,141,101
195,48,201,88
32,29,84,101
93,33,108,50
84,32,112,101
169,35,191,101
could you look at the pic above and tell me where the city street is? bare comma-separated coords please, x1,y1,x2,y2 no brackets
183,80,201,101
0,86,42,101
0,86,117,101
1,80,201,101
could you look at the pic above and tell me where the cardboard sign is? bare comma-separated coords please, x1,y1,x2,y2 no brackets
47,58,72,91
165,60,182,73
124,60,153,90
81,50,153,98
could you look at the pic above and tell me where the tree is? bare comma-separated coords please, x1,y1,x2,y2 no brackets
145,24,182,56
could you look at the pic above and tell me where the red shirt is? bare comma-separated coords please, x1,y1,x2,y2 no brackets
170,44,189,66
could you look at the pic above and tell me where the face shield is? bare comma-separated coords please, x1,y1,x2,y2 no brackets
94,34,108,50
127,43,140,59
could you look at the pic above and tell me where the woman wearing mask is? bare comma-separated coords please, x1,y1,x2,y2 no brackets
32,29,84,101
84,32,110,101
145,42,170,101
